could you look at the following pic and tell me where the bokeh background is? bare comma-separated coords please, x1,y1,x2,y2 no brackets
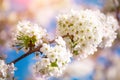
0,0,120,80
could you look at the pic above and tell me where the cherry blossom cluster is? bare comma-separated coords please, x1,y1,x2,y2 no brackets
99,15,119,48
0,60,15,80
33,36,72,78
12,20,47,51
10,9,119,79
56,9,119,59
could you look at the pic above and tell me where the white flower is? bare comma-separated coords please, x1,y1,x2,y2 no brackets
0,60,8,77
55,36,66,46
12,20,47,51
63,58,94,77
40,43,51,55
56,9,119,59
33,37,72,78
99,15,119,48
0,60,15,80
41,58,50,67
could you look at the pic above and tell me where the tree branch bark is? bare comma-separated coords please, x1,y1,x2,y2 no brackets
8,45,42,64
113,0,120,24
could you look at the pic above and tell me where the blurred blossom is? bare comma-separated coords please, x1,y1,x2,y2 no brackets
62,58,94,79
29,0,72,12
94,47,120,80
0,60,16,80
102,0,120,13
28,0,73,28
102,0,120,24
0,0,10,11
0,53,7,60
102,0,115,13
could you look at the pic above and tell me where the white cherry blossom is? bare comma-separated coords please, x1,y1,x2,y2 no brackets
56,9,119,59
0,60,15,80
12,20,47,51
33,37,72,78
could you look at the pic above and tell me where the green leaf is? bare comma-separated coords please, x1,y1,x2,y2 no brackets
51,60,58,67
16,32,37,50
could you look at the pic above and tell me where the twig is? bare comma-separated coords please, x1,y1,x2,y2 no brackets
8,38,56,64
8,35,70,64
113,0,120,24
8,45,42,64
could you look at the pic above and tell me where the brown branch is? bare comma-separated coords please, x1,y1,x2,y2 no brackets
113,0,120,24
8,38,56,64
8,35,69,64
8,45,42,64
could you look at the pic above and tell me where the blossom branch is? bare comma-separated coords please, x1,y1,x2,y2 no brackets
8,34,69,64
8,38,56,64
8,45,42,64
